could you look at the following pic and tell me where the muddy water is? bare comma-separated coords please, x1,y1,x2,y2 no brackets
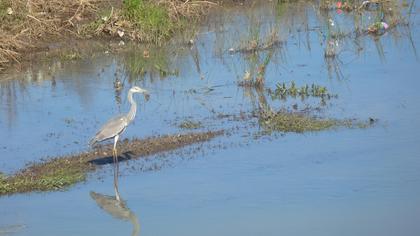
1,1,420,236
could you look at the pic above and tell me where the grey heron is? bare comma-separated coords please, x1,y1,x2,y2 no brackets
90,86,149,201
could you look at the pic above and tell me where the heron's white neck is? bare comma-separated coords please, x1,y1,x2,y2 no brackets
127,90,137,122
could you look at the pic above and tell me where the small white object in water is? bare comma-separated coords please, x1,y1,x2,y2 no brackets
118,40,125,46
243,71,251,81
117,30,125,38
228,48,235,53
7,7,13,15
329,19,335,26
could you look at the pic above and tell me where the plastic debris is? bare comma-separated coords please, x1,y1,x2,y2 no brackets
243,71,251,81
7,7,13,15
336,1,342,8
117,30,124,38
368,21,389,35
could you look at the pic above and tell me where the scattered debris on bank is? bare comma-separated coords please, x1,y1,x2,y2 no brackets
0,0,215,71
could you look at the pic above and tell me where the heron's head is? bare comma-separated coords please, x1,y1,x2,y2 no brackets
130,86,150,101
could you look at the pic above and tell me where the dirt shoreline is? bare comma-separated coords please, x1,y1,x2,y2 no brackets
0,130,224,196
0,0,217,72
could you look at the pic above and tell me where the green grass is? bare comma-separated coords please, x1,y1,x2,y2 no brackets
123,0,174,42
0,158,88,195
271,81,336,99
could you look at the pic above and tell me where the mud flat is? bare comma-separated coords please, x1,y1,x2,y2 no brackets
0,130,223,196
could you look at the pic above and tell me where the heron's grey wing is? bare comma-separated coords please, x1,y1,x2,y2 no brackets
90,115,128,145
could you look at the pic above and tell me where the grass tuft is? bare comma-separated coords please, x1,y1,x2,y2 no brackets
122,0,174,42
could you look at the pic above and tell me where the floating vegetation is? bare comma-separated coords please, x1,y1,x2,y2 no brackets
179,120,202,129
260,111,337,133
259,110,376,134
270,81,337,101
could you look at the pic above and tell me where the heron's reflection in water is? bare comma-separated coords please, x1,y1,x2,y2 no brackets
90,162,140,236
90,191,140,236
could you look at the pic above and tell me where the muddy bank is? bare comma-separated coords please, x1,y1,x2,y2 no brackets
0,130,223,196
0,0,215,72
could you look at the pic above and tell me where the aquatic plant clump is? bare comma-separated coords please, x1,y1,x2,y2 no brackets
179,120,203,129
259,111,376,133
270,81,337,101
260,112,337,133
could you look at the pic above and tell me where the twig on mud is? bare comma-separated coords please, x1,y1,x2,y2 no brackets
67,0,85,27
26,14,42,23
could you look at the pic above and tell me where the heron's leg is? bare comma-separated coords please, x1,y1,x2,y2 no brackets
113,135,121,202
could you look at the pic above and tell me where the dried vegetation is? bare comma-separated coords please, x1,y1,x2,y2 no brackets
0,0,215,71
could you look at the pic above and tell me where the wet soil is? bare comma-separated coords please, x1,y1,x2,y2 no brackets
0,130,223,196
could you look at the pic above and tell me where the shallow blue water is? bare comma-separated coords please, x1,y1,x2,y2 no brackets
1,2,420,236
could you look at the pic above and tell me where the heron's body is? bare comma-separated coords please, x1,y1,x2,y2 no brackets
90,87,144,147
90,115,128,147
89,86,148,201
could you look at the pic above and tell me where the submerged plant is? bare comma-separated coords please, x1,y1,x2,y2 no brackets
179,120,202,129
